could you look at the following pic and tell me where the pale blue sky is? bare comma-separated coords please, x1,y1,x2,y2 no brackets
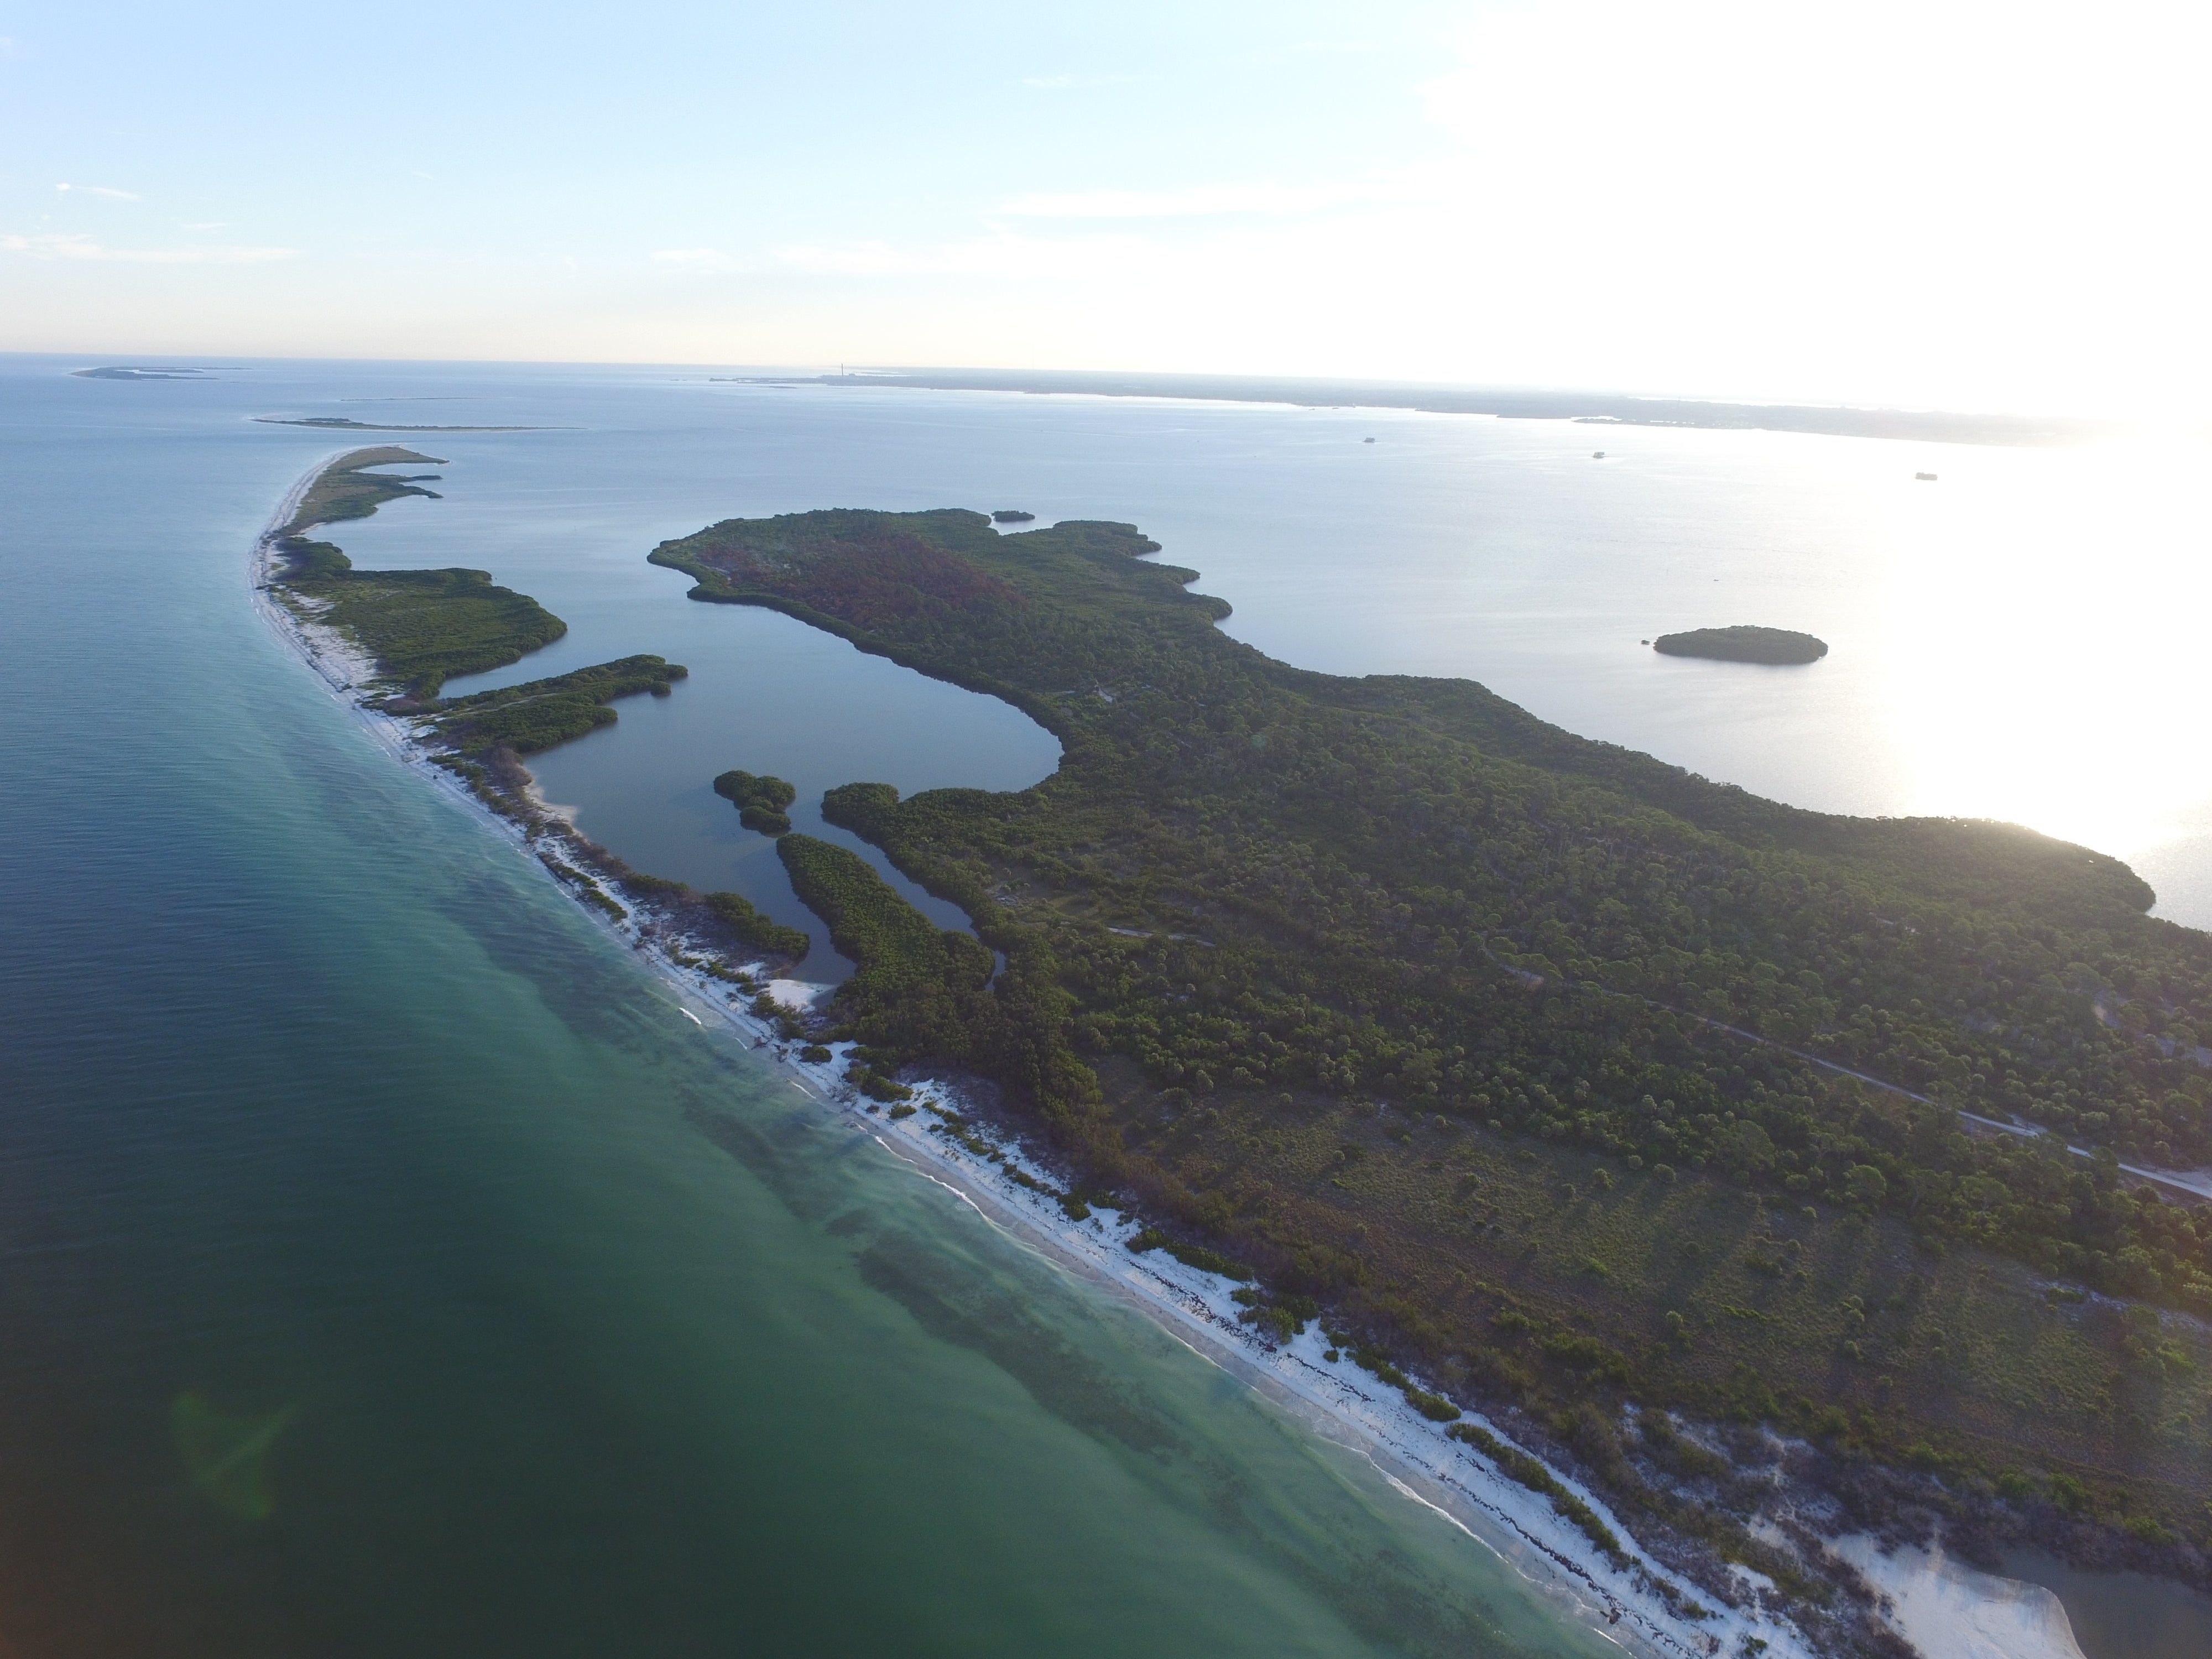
3,1,2203,411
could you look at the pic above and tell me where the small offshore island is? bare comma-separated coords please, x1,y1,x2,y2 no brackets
1653,625,1829,665
260,453,2212,1659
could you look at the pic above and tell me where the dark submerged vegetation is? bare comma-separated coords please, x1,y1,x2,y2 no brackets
650,505,2212,1587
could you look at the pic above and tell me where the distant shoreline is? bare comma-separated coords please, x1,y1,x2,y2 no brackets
716,368,2115,448
254,416,547,432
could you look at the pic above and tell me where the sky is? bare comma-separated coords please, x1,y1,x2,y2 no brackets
2,0,2204,412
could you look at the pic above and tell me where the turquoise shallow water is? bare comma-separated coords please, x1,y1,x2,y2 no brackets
0,359,1617,1655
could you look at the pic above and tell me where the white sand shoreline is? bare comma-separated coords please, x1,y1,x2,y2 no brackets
247,450,2094,1659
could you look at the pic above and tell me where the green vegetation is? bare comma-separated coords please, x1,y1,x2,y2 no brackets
714,769,797,834
1652,625,1828,665
283,446,448,535
429,656,686,752
652,506,2212,1554
703,889,811,959
1447,1420,1629,1566
274,533,568,699
775,833,997,1056
1126,1225,1255,1281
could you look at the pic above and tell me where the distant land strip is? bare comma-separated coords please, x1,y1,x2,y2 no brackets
722,369,2113,447
254,416,549,432
74,365,236,380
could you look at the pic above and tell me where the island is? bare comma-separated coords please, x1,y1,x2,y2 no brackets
991,509,1036,523
259,460,2212,1648
1652,624,1828,664
713,769,797,835
644,506,2212,1640
74,364,226,380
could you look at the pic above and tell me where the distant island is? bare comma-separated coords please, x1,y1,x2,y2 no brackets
991,509,1036,523
254,416,546,432
1652,624,1828,665
74,365,227,380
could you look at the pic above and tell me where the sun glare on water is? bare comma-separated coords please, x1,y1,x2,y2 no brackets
1872,429,2212,867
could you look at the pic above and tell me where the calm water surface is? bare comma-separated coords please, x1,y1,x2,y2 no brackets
3,354,2204,1656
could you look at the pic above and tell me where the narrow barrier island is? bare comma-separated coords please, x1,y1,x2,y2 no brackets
648,505,2212,1648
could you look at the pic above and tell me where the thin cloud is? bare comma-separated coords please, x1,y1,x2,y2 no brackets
57,182,140,201
1019,72,1136,90
651,248,726,264
2,233,295,264
774,231,1149,280
999,181,1373,220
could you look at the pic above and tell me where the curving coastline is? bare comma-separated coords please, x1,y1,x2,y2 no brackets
250,452,2146,1659
248,450,1841,1659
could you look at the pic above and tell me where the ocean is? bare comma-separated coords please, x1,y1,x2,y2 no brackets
2,353,2205,1657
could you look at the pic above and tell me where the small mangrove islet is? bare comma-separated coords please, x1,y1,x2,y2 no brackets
713,768,798,835
1651,623,1828,664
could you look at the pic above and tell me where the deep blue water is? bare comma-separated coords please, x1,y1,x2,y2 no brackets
0,356,1616,1656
